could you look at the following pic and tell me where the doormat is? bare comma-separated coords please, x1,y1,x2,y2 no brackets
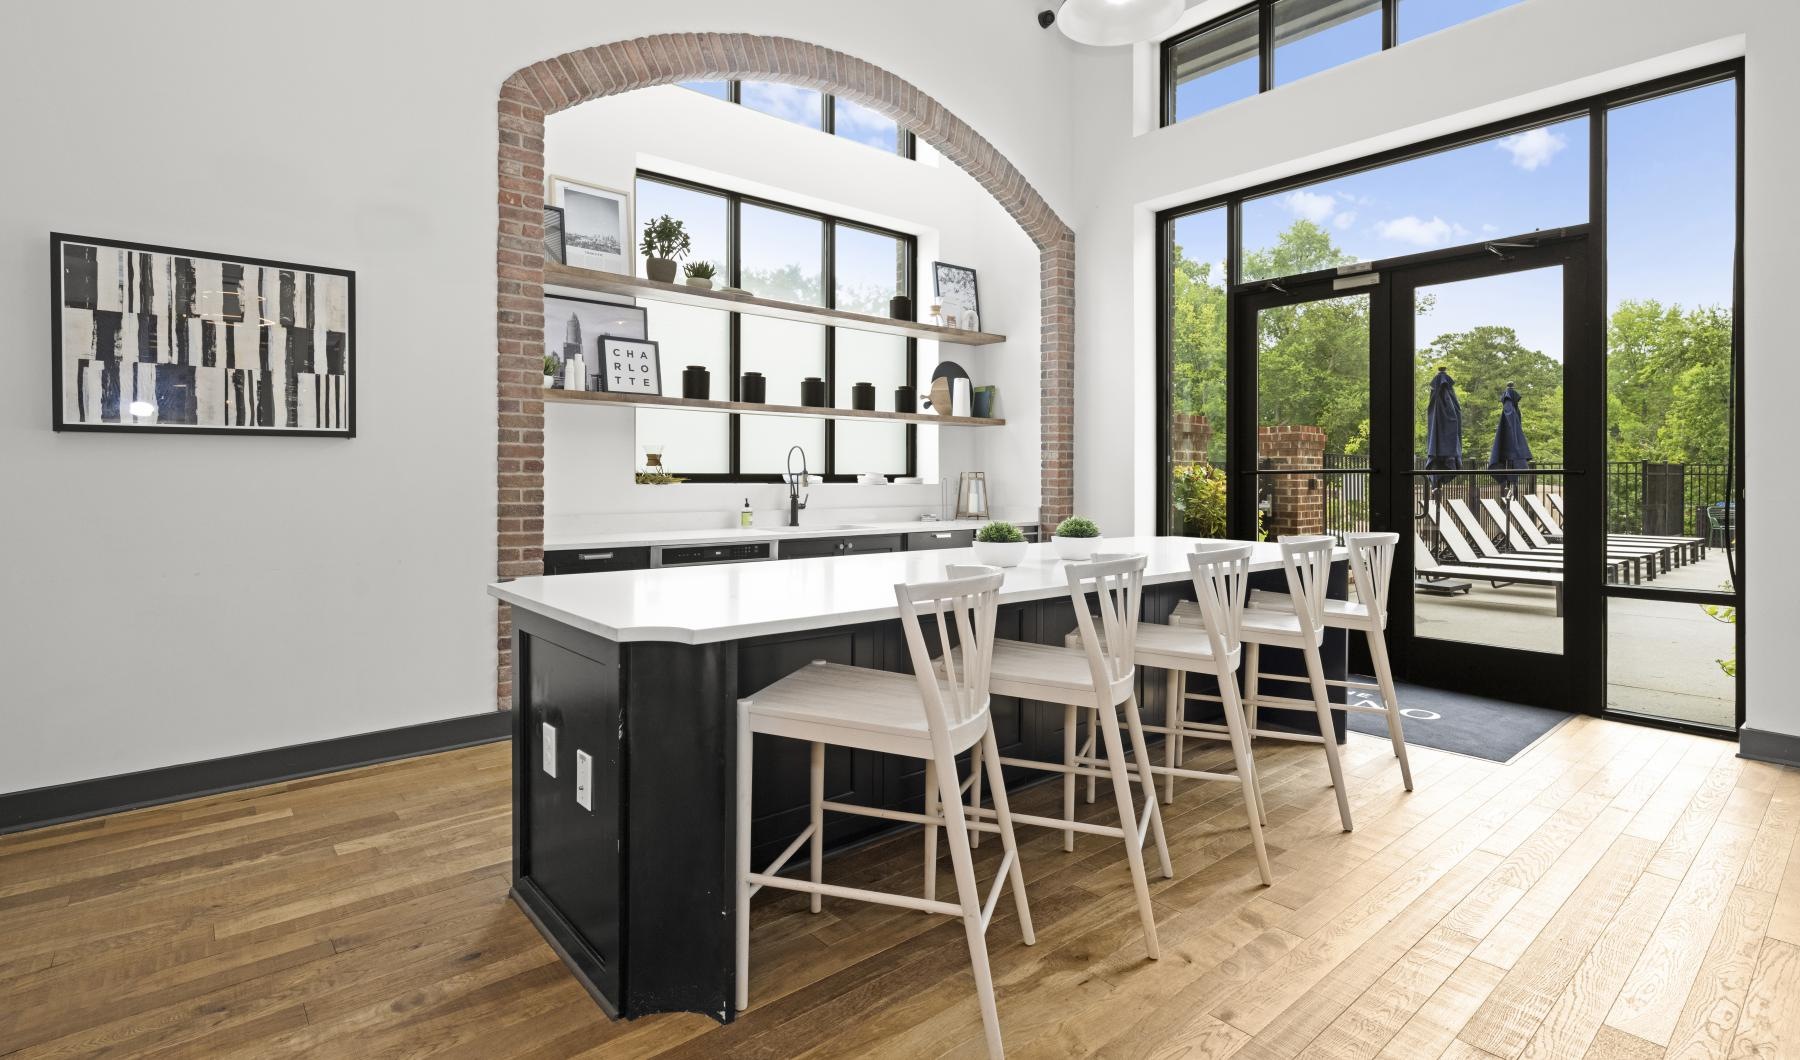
1346,680,1573,764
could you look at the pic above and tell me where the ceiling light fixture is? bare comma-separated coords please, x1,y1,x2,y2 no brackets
1052,0,1186,46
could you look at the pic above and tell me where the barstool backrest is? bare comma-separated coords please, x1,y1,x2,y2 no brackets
1186,542,1254,661
1343,531,1399,628
1278,535,1335,646
1065,553,1147,701
895,565,1004,737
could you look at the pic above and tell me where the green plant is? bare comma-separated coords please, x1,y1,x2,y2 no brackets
543,354,561,376
683,260,716,280
975,521,1023,544
1054,516,1100,539
1703,581,1737,677
634,470,686,485
640,214,691,261
1170,462,1265,539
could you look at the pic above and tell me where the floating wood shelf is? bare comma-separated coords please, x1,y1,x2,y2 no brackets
541,388,1005,426
543,263,1007,346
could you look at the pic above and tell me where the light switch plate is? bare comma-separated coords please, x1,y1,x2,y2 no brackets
542,722,557,778
575,750,593,811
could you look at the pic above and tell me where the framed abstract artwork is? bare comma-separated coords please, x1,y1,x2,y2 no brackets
50,233,355,436
596,336,661,395
931,261,980,322
543,294,647,388
549,175,632,274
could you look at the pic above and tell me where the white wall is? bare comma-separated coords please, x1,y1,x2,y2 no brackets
0,0,1073,794
540,87,1042,534
1065,0,1797,739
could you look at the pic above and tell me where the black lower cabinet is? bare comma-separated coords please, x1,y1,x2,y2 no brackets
778,534,903,559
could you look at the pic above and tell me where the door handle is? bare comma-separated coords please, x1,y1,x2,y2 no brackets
576,552,614,561
933,532,952,539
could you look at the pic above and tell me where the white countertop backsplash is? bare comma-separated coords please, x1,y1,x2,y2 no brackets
546,505,1042,551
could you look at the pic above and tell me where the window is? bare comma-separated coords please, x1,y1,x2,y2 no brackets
1163,207,1229,535
672,81,915,158
1163,0,1526,125
631,173,917,481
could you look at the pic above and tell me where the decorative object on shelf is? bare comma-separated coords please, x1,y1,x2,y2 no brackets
850,382,876,411
562,349,588,392
927,377,953,417
889,294,912,321
972,385,996,419
800,377,827,408
959,307,980,331
543,354,559,389
740,371,766,404
544,295,646,386
858,472,887,485
682,261,716,289
1052,516,1104,560
922,359,969,416
49,233,354,436
639,214,690,283
1054,0,1184,45
542,205,566,265
956,471,990,519
597,336,661,395
681,365,711,399
951,378,972,418
972,519,1025,567
928,303,944,326
636,444,683,485
549,175,631,274
894,384,916,413
932,261,980,327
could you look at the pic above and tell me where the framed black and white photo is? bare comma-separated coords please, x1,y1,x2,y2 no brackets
932,261,980,321
597,336,661,396
542,205,566,265
549,175,631,274
544,295,646,387
50,233,355,436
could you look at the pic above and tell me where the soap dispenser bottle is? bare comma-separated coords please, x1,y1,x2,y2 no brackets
740,498,753,528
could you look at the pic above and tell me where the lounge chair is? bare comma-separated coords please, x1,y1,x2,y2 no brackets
1531,494,1705,563
1443,499,1636,583
1480,498,1671,577
1413,534,1564,617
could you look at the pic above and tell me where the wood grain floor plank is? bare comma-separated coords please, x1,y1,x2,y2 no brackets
1726,938,1800,1059
1664,885,1776,1060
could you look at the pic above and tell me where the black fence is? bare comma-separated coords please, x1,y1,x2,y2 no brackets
1607,461,1730,538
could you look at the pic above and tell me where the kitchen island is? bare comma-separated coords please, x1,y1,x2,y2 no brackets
488,536,1347,1023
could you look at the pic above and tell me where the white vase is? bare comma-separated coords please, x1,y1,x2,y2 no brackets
543,375,555,388
972,540,1028,567
1052,535,1102,560
685,276,713,289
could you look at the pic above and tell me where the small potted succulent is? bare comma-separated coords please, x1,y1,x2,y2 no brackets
972,520,1028,568
543,354,560,388
640,214,691,283
683,260,716,290
1052,516,1103,560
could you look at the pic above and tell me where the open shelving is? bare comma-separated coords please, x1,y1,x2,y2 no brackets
540,388,1005,426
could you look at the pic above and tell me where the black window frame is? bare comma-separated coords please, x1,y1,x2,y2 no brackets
635,170,918,484
682,80,918,159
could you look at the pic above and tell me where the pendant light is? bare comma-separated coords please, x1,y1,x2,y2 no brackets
1054,0,1186,46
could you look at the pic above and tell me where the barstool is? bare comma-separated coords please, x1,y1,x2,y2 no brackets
958,553,1172,960
735,566,1032,1059
1169,535,1355,832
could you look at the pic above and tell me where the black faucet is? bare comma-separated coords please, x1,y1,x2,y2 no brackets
785,445,810,527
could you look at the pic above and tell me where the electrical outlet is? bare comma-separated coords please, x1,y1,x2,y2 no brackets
575,750,593,811
542,722,557,778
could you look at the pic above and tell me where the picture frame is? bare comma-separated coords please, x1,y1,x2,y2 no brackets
596,335,661,396
49,232,355,437
548,175,632,274
544,294,647,386
542,205,566,265
932,261,980,321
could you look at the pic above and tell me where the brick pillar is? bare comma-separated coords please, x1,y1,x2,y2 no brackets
1258,425,1327,538
1171,412,1213,466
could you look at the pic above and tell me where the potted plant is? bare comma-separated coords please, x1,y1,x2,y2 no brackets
640,214,690,283
683,260,716,290
972,521,1027,567
543,354,560,388
1052,516,1103,560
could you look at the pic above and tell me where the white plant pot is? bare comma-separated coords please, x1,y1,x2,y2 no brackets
543,375,555,388
685,276,714,289
971,540,1028,568
1052,535,1102,560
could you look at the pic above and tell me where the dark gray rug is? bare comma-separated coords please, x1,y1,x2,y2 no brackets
1346,681,1573,763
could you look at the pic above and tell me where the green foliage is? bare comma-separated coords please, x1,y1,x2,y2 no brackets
1606,301,1733,463
683,260,716,279
1055,516,1100,538
1170,463,1229,538
976,521,1024,544
1704,583,1737,677
1415,325,1566,465
640,215,691,261
543,354,560,376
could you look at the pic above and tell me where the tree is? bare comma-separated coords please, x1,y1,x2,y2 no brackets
1416,325,1565,466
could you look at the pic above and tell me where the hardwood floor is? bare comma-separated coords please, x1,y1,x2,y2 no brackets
2,717,1795,1058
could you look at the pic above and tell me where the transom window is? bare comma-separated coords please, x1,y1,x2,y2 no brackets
678,81,915,157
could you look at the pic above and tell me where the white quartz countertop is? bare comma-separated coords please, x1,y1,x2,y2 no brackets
491,536,1338,645
543,519,1003,552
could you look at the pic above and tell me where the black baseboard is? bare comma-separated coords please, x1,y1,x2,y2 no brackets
0,711,512,836
1739,726,1800,769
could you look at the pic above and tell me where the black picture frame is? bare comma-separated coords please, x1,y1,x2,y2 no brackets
543,205,566,265
49,232,356,437
595,335,661,396
544,295,647,385
931,261,980,322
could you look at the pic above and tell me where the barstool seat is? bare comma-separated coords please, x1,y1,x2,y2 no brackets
745,662,985,753
1176,593,1376,626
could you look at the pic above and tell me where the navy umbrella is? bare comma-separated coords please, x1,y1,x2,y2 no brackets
1487,382,1533,482
1424,367,1463,487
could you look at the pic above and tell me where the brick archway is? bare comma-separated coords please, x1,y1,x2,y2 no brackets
494,34,1075,705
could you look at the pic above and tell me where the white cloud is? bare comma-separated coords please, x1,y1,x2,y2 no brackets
1333,210,1357,230
1481,223,1500,234
1376,215,1465,247
1283,190,1337,224
1497,127,1567,171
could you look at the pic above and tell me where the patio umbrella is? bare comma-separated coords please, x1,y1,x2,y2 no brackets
1424,367,1463,488
1488,382,1533,539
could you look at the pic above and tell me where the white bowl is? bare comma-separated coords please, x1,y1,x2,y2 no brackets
971,540,1028,567
1052,535,1102,560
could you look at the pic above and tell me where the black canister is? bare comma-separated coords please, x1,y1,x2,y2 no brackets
894,384,917,412
740,371,766,404
851,382,876,411
889,294,913,321
681,365,710,400
800,377,827,407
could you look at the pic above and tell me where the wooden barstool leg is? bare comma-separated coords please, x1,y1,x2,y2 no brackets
1244,642,1262,736
922,759,939,904
1061,703,1078,853
1121,693,1173,880
1219,676,1272,885
734,704,753,1013
1084,721,1097,805
809,741,824,913
934,748,1006,1059
1095,694,1160,960
967,738,984,849
1302,643,1355,832
1162,668,1180,805
981,725,1035,944
1367,627,1412,792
